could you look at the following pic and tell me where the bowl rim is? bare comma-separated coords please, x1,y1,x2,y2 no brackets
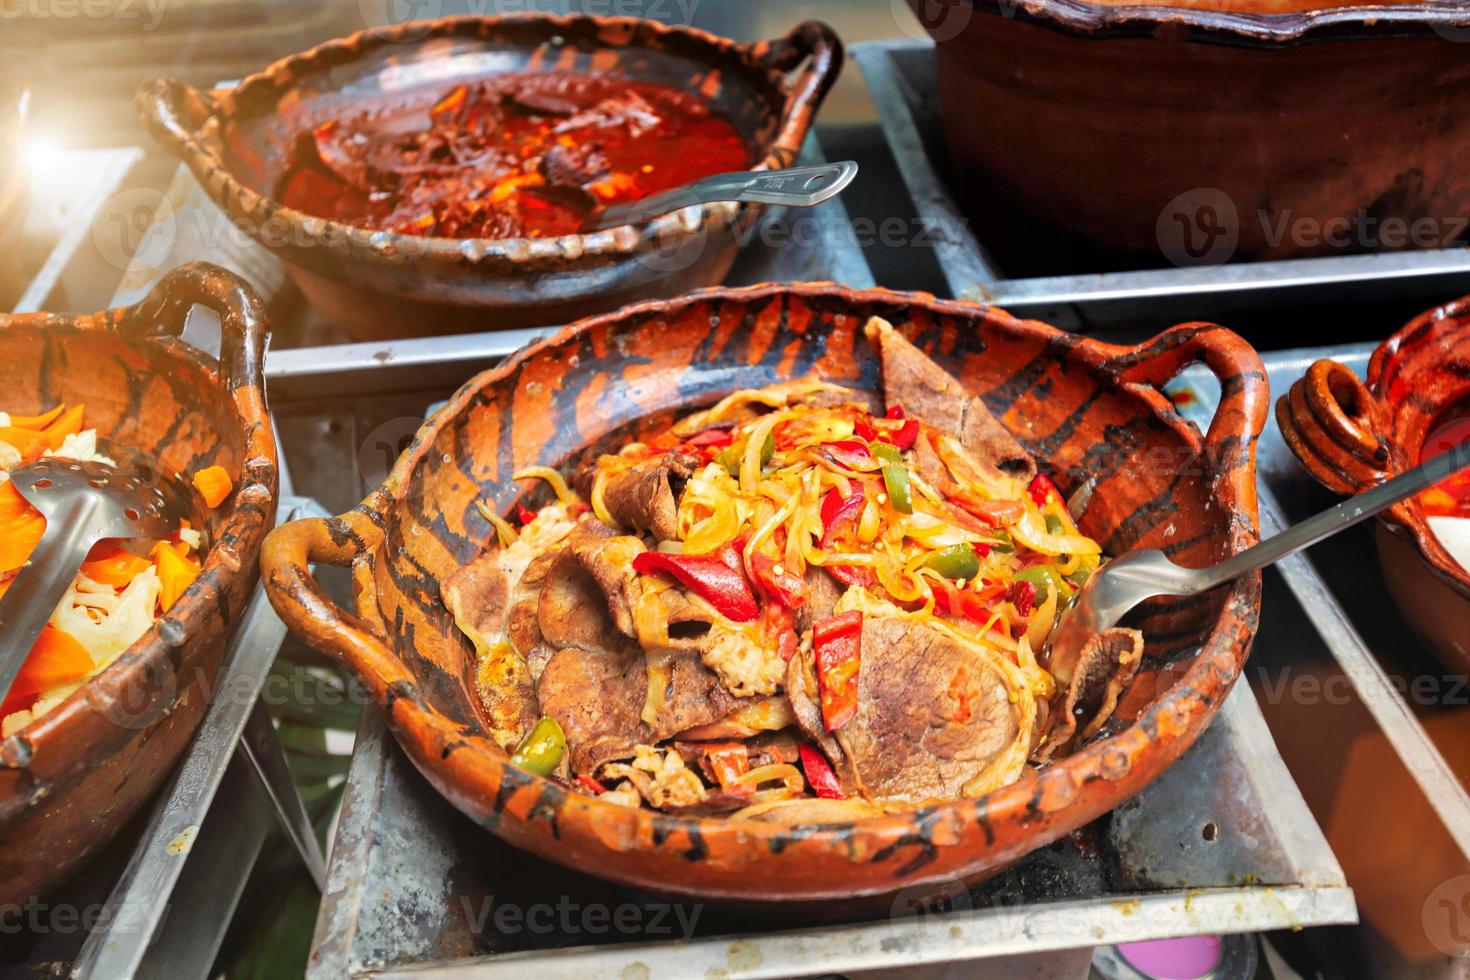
932,0,1470,45
262,281,1268,900
0,263,280,775
135,14,843,272
1366,294,1470,600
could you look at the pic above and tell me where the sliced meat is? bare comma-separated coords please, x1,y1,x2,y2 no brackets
784,649,853,788
565,519,644,637
1036,627,1143,763
865,316,1037,482
650,650,741,740
536,643,651,774
539,142,610,187
794,566,843,635
742,797,883,823
538,549,622,655
598,449,701,542
834,617,1024,804
506,549,557,661
442,550,537,749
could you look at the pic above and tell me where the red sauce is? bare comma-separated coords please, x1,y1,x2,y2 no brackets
275,73,751,239
1420,410,1470,518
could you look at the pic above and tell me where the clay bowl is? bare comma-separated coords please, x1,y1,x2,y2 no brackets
136,15,842,341
261,283,1267,906
1278,297,1470,675
910,0,1470,272
0,262,279,906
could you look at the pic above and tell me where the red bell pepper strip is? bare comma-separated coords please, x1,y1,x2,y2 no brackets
799,744,846,800
515,503,538,526
890,419,920,451
575,774,607,795
885,405,906,420
1029,473,1058,508
949,490,1026,527
813,610,862,731
684,426,735,448
632,551,759,622
703,742,754,795
852,414,878,442
822,440,874,470
819,488,866,538
1006,579,1037,618
777,629,799,662
747,550,807,609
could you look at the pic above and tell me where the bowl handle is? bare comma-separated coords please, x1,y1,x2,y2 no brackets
135,76,221,172
754,20,844,170
1276,359,1394,496
260,500,408,703
1117,325,1271,502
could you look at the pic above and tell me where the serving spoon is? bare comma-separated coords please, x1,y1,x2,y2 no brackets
0,456,192,707
1046,440,1470,682
578,160,859,231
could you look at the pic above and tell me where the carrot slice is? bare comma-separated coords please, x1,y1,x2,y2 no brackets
152,540,201,612
81,541,153,588
6,404,65,430
0,490,45,574
191,465,233,509
0,426,51,460
41,404,85,451
0,625,93,719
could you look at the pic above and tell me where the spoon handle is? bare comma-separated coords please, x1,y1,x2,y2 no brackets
0,497,103,704
584,161,859,230
1197,440,1470,591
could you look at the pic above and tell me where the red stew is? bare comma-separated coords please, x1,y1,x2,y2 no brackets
276,72,751,239
1420,410,1470,518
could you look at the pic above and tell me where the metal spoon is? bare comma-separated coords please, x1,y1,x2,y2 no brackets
1046,440,1470,683
579,160,859,231
0,456,192,706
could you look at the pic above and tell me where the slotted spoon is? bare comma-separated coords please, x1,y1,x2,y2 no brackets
1047,440,1470,683
0,456,192,706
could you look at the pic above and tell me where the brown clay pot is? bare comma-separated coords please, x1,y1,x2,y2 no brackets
136,16,842,341
911,0,1470,271
261,283,1267,905
1278,298,1470,675
0,263,279,907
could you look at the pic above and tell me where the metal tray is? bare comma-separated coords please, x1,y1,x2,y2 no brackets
854,39,1470,338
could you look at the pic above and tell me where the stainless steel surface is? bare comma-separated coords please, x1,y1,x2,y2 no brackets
0,457,189,704
240,696,328,890
854,39,1470,334
583,160,859,230
1050,447,1470,676
13,147,143,315
68,495,331,980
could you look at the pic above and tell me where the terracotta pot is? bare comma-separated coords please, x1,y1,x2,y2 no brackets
136,16,842,341
911,0,1470,271
0,263,279,906
1277,298,1470,674
261,283,1267,905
